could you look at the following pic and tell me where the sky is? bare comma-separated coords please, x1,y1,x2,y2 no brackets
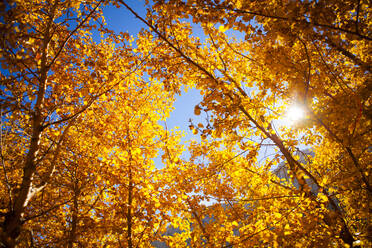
103,1,147,35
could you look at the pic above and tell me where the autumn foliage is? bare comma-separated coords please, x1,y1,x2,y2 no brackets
0,0,371,247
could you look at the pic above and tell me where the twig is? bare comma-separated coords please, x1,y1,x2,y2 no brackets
355,0,361,34
48,0,104,69
227,5,371,41
0,107,13,207
297,37,311,105
23,198,72,222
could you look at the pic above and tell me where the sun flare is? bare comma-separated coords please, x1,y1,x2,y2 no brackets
284,105,305,125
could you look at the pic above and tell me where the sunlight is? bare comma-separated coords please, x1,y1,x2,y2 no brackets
284,105,305,125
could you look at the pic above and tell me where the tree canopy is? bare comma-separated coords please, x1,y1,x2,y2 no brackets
0,0,371,247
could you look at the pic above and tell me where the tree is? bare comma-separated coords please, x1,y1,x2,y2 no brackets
1,0,371,247
0,0,111,245
0,0,185,247
120,0,371,247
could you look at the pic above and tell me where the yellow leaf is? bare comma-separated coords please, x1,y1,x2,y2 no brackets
218,25,228,32
194,105,201,115
274,212,282,219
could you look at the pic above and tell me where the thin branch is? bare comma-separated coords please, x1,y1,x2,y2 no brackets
239,194,300,202
222,37,259,64
355,0,361,34
35,134,58,166
33,119,74,194
186,199,210,245
317,34,371,72
311,40,352,93
134,221,151,248
306,107,371,194
118,0,218,82
297,37,311,105
208,33,227,72
222,200,304,247
47,0,104,69
5,48,39,80
227,6,371,41
23,199,71,222
42,41,160,130
0,107,12,207
82,186,106,216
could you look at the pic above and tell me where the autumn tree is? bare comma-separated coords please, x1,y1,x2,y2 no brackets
0,0,187,247
0,0,124,245
118,0,371,247
1,0,371,247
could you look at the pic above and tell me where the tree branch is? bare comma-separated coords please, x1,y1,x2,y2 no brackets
31,119,74,198
355,0,361,34
23,199,71,222
0,107,12,207
227,6,371,41
48,0,104,69
297,37,311,105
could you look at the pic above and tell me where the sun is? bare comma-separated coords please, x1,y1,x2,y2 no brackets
284,105,305,125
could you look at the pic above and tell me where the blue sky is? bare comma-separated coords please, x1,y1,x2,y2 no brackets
103,1,147,35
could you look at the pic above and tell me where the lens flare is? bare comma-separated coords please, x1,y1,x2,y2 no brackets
285,105,305,125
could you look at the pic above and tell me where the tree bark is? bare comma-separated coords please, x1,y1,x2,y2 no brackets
67,184,79,248
0,2,56,245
